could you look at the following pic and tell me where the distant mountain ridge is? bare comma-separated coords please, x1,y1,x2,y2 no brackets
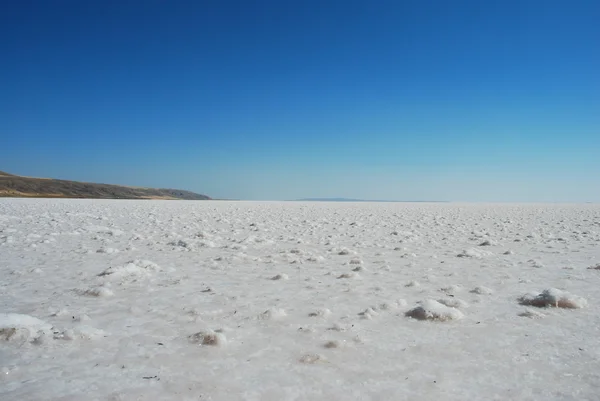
0,170,210,200
295,198,447,203
296,198,370,202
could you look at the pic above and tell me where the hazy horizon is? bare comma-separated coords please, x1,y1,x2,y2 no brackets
2,1,599,202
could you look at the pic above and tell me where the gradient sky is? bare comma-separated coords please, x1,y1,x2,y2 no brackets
1,0,599,201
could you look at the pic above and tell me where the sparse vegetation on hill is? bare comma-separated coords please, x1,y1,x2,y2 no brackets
0,171,210,200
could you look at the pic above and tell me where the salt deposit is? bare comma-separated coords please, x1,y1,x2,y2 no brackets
1,199,599,400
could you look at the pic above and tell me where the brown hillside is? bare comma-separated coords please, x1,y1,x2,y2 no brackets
0,171,210,200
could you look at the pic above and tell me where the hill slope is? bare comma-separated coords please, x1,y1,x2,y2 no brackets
0,171,210,200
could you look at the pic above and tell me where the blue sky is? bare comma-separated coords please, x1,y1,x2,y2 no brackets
1,0,599,201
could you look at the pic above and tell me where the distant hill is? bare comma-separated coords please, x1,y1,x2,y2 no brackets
0,171,210,200
296,198,369,202
295,198,447,203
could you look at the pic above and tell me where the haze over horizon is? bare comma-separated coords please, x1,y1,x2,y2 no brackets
2,1,599,202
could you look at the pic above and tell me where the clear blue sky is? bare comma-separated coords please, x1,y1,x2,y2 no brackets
1,0,599,201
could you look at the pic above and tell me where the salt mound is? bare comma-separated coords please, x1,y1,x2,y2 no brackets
49,308,69,317
299,353,326,364
168,239,191,249
519,288,587,309
188,330,226,346
327,323,347,332
88,226,123,237
198,240,217,248
74,325,106,339
395,299,408,307
440,284,462,294
437,298,469,309
298,326,316,333
379,300,405,310
0,313,53,343
73,314,91,322
457,248,493,258
358,307,378,319
308,308,332,318
98,260,161,280
81,285,114,297
259,308,287,320
518,309,546,319
324,340,346,349
405,280,420,287
471,286,494,295
405,300,464,321
55,325,106,340
96,247,119,254
337,248,351,255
